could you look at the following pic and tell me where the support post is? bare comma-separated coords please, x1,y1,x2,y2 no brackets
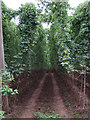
0,1,10,113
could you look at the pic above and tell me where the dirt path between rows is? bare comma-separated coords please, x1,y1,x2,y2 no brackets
6,72,88,118
7,73,73,118
16,72,71,118
51,73,70,118
19,73,47,118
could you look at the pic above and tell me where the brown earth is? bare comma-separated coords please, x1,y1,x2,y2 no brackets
5,71,88,119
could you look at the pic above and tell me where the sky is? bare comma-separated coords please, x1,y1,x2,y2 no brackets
2,0,86,10
2,0,86,28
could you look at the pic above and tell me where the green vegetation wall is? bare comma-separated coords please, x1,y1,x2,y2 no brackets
2,1,21,73
18,3,45,71
2,0,90,75
2,1,46,76
70,1,90,71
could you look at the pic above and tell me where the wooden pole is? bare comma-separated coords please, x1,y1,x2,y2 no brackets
0,1,5,69
0,0,3,114
0,1,10,113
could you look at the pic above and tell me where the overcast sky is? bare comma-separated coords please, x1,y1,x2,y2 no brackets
2,0,85,10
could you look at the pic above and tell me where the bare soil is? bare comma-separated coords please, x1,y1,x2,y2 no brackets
5,71,88,119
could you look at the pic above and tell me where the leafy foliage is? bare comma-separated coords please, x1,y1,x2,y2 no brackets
0,69,18,119
2,0,90,74
38,1,70,70
0,110,5,118
36,112,60,119
0,69,18,96
1,0,89,118
70,1,90,72
2,1,21,76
